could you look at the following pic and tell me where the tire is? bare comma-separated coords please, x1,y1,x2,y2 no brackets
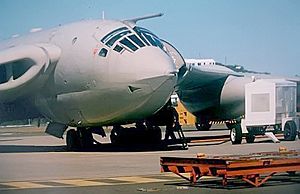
195,122,212,131
245,133,255,143
150,126,162,144
287,171,296,176
110,132,118,145
230,124,242,144
77,128,94,149
284,121,297,141
66,129,79,151
110,126,122,145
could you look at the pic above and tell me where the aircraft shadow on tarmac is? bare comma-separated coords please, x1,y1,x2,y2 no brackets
0,136,294,153
188,140,229,147
165,174,300,190
0,145,67,153
0,142,187,153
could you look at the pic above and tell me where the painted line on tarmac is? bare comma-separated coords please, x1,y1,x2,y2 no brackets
0,174,214,191
2,181,54,189
51,179,112,187
109,176,171,184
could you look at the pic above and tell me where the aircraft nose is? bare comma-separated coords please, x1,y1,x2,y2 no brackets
133,47,177,80
128,47,177,90
126,47,177,117
86,47,178,124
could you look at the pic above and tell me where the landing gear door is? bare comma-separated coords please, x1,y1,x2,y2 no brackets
161,40,185,70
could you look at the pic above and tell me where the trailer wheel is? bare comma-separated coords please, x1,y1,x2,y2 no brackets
284,121,297,141
225,122,235,130
230,124,242,144
245,133,255,143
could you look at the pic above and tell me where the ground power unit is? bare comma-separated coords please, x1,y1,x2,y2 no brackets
230,79,299,144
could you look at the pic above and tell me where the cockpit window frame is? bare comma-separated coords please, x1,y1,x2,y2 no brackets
143,33,157,47
105,30,131,47
133,26,150,46
153,36,165,50
101,27,128,43
133,26,164,50
100,26,165,55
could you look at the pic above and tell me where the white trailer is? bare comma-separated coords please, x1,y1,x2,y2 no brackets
230,79,299,144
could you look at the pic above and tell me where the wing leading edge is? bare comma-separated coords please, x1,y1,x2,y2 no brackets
176,63,242,90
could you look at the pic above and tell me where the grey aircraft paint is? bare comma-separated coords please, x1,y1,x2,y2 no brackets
0,17,178,130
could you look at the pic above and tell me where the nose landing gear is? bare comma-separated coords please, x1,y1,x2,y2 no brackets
110,123,162,145
66,127,104,151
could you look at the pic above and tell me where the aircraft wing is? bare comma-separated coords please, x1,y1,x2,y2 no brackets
176,63,242,91
0,44,61,101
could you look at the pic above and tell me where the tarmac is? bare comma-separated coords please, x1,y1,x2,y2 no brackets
0,125,299,194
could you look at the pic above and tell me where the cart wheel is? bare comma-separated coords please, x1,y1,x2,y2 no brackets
284,121,297,141
245,133,255,143
287,171,296,176
230,124,242,144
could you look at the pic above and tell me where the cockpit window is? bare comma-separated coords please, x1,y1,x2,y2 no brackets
101,27,128,43
128,35,145,48
100,26,165,54
113,44,124,53
105,30,131,47
133,27,150,46
120,38,138,51
143,33,156,47
99,48,108,57
133,26,164,50
153,36,164,50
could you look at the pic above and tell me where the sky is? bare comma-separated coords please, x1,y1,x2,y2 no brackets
0,0,299,76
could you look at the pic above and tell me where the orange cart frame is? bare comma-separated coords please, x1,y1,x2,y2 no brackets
161,150,300,187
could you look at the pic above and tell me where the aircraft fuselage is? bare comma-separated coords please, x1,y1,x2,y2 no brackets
0,19,177,127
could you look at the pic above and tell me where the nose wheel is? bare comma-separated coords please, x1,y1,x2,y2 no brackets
66,129,79,151
66,127,94,151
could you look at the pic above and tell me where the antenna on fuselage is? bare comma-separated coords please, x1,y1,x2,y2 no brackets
123,13,164,25
102,11,105,20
